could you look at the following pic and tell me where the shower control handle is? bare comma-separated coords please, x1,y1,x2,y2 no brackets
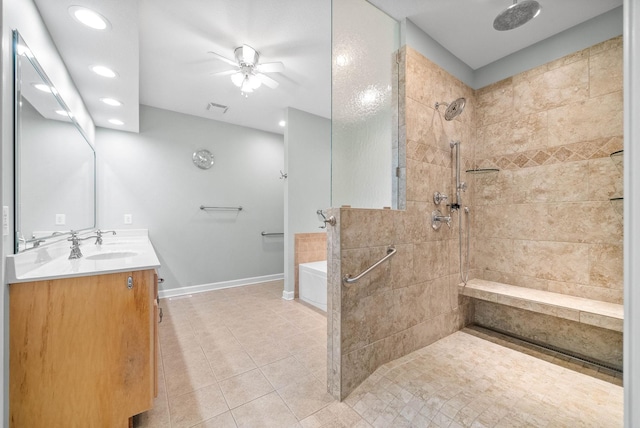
433,192,448,205
431,210,451,230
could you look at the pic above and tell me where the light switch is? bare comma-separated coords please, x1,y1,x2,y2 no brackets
124,214,132,225
55,214,66,225
2,206,9,236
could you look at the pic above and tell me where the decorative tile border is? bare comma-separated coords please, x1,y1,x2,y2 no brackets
476,136,622,170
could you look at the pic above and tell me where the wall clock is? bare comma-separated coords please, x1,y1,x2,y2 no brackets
192,149,214,169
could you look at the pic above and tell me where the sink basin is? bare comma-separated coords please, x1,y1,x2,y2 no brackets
85,251,138,261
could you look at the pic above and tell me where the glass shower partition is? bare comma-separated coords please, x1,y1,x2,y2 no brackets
331,0,401,209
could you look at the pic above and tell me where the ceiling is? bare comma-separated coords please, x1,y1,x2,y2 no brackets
368,0,622,70
34,0,621,136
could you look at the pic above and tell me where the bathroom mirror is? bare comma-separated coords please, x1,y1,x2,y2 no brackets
13,31,96,253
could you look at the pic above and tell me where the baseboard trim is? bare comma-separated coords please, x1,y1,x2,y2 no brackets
282,290,295,300
158,273,284,299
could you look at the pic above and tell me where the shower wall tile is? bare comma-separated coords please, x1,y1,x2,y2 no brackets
481,270,549,292
472,36,623,305
340,209,393,249
389,243,415,289
414,240,449,282
546,202,622,245
547,280,622,305
589,243,623,290
511,240,590,284
476,78,514,127
476,111,548,159
474,238,514,273
588,157,623,200
473,170,520,206
392,201,428,243
326,208,341,399
473,203,547,241
590,39,623,98
406,159,430,202
515,161,589,203
547,91,623,147
513,59,589,116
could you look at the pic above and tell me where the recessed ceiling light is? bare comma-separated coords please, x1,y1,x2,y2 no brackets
100,97,122,107
69,6,110,30
33,83,52,93
90,65,118,78
108,119,124,126
278,120,286,127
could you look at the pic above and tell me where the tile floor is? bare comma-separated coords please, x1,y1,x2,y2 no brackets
135,280,623,428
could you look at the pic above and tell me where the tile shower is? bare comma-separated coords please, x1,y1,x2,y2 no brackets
328,36,623,399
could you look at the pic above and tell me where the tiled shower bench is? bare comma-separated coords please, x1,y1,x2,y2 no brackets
460,279,623,370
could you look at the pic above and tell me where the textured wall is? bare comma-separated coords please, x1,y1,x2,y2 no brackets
328,46,475,400
473,36,624,304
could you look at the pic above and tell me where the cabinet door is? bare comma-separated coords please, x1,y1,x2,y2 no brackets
10,270,155,427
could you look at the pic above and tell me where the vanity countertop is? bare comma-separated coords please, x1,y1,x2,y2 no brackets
6,229,161,284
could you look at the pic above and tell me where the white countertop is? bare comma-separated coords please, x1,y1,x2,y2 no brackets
6,229,161,284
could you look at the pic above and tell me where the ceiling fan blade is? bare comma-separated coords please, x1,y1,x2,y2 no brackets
212,69,237,76
207,51,237,67
242,44,257,64
257,73,279,89
257,62,285,73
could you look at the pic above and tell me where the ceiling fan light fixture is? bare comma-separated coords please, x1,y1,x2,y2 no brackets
231,72,244,87
236,45,258,66
248,74,261,89
240,78,254,94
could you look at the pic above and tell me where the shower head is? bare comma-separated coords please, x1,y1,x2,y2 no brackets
435,97,466,121
493,0,542,31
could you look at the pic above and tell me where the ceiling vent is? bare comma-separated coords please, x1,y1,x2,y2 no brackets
206,102,229,115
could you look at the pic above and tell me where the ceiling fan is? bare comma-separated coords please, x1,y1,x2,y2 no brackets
209,44,284,96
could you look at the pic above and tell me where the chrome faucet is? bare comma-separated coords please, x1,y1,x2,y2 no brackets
67,231,101,259
431,210,452,230
95,229,116,245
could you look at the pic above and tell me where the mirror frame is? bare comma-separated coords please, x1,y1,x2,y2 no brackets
13,30,96,253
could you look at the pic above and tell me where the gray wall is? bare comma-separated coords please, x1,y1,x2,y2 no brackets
96,105,284,292
283,108,331,296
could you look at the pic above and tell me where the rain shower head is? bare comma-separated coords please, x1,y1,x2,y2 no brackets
435,97,466,121
493,0,542,31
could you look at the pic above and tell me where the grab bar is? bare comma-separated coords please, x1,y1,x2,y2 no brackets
343,246,396,284
200,205,243,211
261,231,284,236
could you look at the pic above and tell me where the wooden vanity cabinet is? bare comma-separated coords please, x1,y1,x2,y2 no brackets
10,269,158,428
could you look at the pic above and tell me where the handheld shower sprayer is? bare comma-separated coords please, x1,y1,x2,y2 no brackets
449,140,466,212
